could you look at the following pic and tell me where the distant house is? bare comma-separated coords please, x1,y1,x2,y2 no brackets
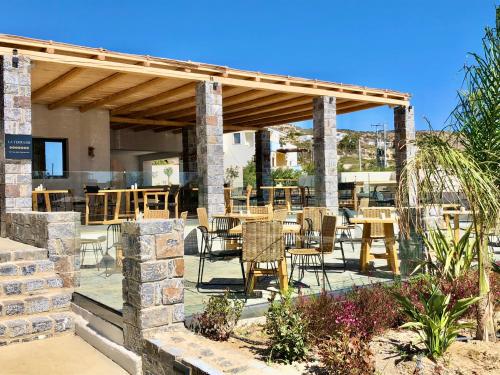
223,128,300,187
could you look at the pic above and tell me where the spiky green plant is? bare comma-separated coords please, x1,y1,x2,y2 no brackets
397,7,499,341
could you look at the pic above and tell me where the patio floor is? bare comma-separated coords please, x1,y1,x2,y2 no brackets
77,218,398,317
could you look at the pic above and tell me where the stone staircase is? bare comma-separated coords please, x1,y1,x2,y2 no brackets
0,237,75,345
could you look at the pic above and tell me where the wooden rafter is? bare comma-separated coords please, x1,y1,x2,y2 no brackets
228,104,312,125
79,77,163,112
230,110,312,128
110,116,192,127
131,96,194,118
110,82,196,115
224,93,292,114
47,72,125,109
32,67,83,100
224,96,312,120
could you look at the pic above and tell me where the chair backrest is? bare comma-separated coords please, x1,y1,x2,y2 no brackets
224,188,233,213
197,207,209,228
144,192,170,219
358,197,370,209
242,221,284,263
361,207,392,237
320,215,337,253
302,207,329,232
272,208,288,222
106,223,122,251
180,211,188,222
248,205,272,221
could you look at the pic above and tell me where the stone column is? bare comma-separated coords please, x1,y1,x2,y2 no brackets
122,219,185,354
255,130,272,203
195,81,224,216
181,125,197,184
313,96,338,214
0,55,32,236
394,105,417,207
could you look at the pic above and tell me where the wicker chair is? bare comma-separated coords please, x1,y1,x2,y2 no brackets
231,185,253,211
143,192,170,219
360,207,393,239
272,208,289,222
247,205,272,221
288,215,342,289
242,221,285,294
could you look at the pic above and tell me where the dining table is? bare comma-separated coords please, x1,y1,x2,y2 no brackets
349,216,400,275
85,187,164,225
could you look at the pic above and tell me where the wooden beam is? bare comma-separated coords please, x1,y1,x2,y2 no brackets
32,67,83,100
227,103,312,125
110,116,192,127
243,114,313,128
224,93,293,113
47,72,124,109
79,77,163,112
337,102,382,114
230,110,313,128
110,82,196,115
224,96,311,120
131,96,194,118
223,90,271,107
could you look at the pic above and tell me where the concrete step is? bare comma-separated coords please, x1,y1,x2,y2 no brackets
0,238,48,264
0,259,54,278
0,288,73,318
0,273,64,297
0,310,75,346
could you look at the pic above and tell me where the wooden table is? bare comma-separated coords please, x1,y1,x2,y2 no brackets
260,186,303,211
350,217,399,275
85,188,163,225
442,209,472,243
212,212,269,222
32,190,70,212
229,223,301,235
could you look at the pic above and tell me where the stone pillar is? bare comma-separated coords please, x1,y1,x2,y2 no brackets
313,96,338,214
0,55,32,236
122,219,185,354
255,130,272,203
394,105,417,207
195,81,224,216
181,125,197,184
6,211,81,287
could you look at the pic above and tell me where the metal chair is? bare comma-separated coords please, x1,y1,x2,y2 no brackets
80,236,106,271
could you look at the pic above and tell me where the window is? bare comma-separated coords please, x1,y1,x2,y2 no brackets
233,133,241,145
32,138,68,178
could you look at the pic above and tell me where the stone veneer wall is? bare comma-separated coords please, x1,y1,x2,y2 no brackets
0,55,33,236
313,96,338,214
195,81,225,216
5,211,81,288
122,219,185,354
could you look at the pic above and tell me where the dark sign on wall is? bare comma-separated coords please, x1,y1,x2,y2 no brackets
5,134,32,159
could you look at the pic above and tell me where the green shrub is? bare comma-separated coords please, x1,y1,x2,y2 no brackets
265,289,307,363
394,285,480,359
270,167,303,184
193,291,244,341
318,332,375,375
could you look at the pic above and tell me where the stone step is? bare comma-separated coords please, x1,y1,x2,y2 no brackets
0,238,48,264
0,259,54,278
0,311,75,346
0,288,73,318
0,273,64,297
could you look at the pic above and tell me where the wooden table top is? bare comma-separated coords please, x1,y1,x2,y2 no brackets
32,190,69,194
229,223,301,235
212,213,269,220
85,188,164,194
350,217,397,224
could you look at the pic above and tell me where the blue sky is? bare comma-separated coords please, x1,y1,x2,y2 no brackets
2,1,496,131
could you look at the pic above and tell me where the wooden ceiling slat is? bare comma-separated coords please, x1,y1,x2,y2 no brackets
228,104,312,125
47,72,125,109
79,77,164,112
131,97,194,118
32,67,83,100
224,97,312,121
230,110,313,127
110,82,196,115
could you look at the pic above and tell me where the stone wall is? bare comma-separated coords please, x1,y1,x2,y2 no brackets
5,211,81,287
195,81,225,216
313,96,338,214
0,55,32,236
122,219,185,354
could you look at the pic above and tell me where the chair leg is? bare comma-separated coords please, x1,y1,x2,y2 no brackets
340,243,347,272
92,243,100,271
310,255,320,286
240,261,246,287
318,253,331,290
288,255,297,284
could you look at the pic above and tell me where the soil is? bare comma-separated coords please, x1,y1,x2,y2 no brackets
227,318,500,375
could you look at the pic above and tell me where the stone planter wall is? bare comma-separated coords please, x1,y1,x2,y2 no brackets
121,219,185,354
5,211,81,287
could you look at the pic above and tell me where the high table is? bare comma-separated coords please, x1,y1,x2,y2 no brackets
32,190,70,212
349,217,399,275
85,188,163,225
442,209,472,243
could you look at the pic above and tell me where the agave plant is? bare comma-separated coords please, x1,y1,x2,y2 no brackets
422,226,476,281
394,286,480,359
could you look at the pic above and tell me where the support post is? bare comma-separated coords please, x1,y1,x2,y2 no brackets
0,55,32,236
195,81,224,216
255,130,272,204
313,96,338,214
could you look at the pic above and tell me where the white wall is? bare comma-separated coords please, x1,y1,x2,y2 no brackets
32,104,111,196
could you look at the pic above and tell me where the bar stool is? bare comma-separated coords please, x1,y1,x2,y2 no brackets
81,236,106,270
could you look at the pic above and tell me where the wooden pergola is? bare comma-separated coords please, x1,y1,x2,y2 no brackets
0,34,410,133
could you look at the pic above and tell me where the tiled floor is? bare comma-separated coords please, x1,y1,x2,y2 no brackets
77,218,399,316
